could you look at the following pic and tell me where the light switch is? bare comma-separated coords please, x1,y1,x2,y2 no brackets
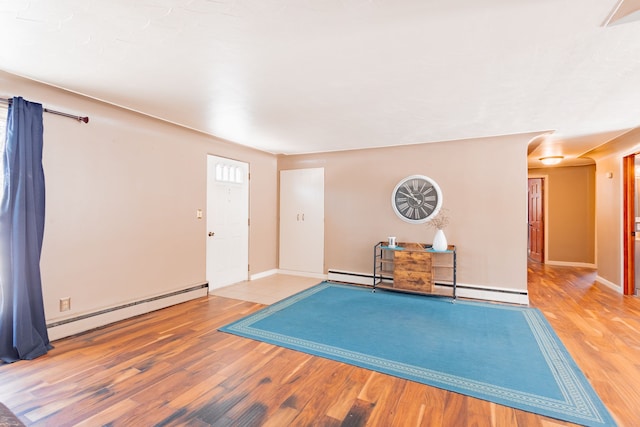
196,209,203,219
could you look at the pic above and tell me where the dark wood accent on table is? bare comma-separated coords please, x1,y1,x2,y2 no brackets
374,242,456,298
1,261,639,426
393,248,433,292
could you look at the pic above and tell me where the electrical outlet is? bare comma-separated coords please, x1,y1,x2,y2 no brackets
59,297,71,312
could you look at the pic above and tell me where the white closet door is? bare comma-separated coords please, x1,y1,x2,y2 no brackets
279,168,324,274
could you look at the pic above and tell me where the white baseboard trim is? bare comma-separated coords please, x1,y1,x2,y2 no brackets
327,270,529,305
47,283,209,341
595,275,622,293
545,260,597,268
250,269,278,281
277,269,327,280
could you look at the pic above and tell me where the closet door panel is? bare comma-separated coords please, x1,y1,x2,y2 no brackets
279,168,324,273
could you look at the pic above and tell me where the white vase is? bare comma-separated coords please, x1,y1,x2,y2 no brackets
432,229,448,251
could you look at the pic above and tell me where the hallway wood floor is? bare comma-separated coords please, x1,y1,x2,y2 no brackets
1,263,639,426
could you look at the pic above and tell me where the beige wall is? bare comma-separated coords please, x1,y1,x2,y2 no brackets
1,68,544,326
0,71,279,325
528,165,596,265
279,134,534,294
582,127,640,290
595,155,622,287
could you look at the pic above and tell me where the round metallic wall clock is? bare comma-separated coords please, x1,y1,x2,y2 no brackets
391,175,443,224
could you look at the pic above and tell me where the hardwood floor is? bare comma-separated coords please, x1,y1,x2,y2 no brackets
1,263,639,426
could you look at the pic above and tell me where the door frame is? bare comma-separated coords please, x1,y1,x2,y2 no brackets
623,154,635,295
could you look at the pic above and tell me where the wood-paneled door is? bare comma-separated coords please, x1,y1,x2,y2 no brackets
528,178,544,262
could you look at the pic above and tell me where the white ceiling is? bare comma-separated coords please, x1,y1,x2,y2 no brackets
1,0,640,165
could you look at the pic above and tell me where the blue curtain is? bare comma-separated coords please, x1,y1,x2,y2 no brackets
0,97,51,363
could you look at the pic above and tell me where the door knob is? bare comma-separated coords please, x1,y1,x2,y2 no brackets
208,232,215,237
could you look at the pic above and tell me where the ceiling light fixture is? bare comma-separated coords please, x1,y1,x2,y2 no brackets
539,156,564,166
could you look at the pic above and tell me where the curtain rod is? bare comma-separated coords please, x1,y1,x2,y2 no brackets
0,97,89,123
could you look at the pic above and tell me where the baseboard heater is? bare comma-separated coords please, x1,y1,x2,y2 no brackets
327,270,454,289
327,270,377,286
47,283,209,340
327,270,529,305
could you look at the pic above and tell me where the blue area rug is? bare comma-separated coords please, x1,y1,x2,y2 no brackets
219,282,616,426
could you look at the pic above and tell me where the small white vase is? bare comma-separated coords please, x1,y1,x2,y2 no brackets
432,229,448,251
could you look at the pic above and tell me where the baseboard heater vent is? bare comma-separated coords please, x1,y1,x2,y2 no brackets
327,270,377,286
455,284,527,295
327,270,453,289
47,283,208,329
327,270,529,304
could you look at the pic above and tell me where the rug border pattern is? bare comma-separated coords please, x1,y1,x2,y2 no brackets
220,282,614,426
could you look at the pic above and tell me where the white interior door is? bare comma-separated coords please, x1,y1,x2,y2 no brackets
206,155,249,290
279,168,324,274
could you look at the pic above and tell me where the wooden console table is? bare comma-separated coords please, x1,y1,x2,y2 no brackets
373,242,457,299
